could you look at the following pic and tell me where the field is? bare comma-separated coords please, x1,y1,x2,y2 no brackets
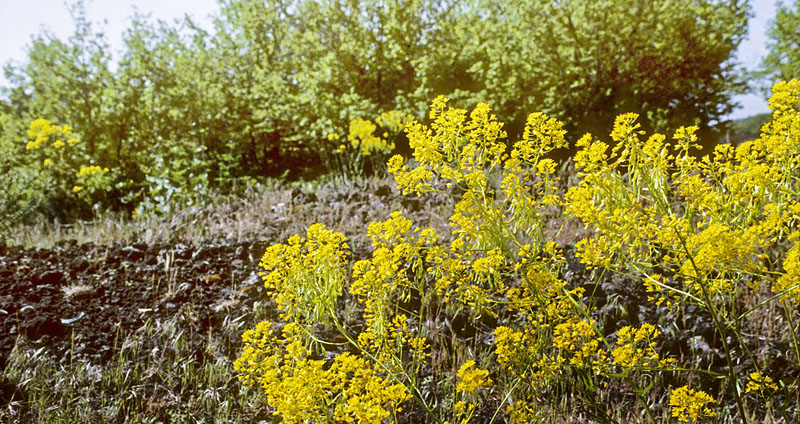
3,91,800,421
3,0,800,422
0,178,443,421
0,175,689,423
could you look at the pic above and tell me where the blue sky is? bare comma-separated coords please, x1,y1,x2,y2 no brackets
0,0,780,120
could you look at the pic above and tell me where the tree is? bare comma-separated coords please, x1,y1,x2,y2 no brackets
458,0,749,147
762,0,800,84
210,0,299,174
2,0,114,158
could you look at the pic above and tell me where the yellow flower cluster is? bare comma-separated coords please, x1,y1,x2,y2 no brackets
669,386,717,422
566,80,800,310
234,322,409,424
24,118,81,175
351,212,433,368
455,360,492,394
553,319,607,368
259,223,350,324
611,324,673,369
375,110,414,133
326,111,409,179
77,165,109,177
494,266,595,387
504,400,540,423
238,81,800,421
774,232,800,304
25,118,78,151
348,118,394,156
21,118,113,204
329,353,411,423
745,371,779,394
243,216,435,423
73,165,111,199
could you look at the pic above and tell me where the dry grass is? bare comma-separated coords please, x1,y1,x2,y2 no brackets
3,174,453,252
61,284,94,300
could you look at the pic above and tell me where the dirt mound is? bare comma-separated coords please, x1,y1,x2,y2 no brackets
0,178,457,371
0,239,273,369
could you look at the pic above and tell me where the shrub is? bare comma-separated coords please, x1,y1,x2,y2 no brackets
0,117,113,235
324,110,415,181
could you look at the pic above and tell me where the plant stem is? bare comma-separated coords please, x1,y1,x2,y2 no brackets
328,308,440,423
675,227,748,424
782,302,800,365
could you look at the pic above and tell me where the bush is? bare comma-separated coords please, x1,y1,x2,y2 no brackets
0,117,112,235
236,81,800,422
0,0,749,211
324,110,415,181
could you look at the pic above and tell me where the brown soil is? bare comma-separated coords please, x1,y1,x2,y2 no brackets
0,239,275,370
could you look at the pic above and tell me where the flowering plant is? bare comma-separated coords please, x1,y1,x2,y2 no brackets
326,111,414,181
0,118,113,233
237,81,800,422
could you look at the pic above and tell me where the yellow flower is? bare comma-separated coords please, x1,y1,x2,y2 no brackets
745,372,779,393
53,140,65,149
375,110,414,132
72,185,83,193
669,386,716,422
471,249,504,275
348,118,392,156
456,360,492,394
77,165,106,177
43,158,52,167
611,323,667,368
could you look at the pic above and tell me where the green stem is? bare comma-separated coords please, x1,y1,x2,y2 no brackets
489,375,524,424
782,302,800,366
674,227,749,424
735,283,800,323
328,308,440,423
630,376,656,424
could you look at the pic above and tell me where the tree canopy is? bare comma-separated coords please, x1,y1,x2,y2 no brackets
0,0,751,222
762,0,800,85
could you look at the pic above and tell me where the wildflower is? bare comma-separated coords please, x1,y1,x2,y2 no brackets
77,165,106,177
610,113,642,143
611,323,670,369
745,372,779,393
669,386,717,422
376,110,414,132
456,360,492,394
348,118,392,156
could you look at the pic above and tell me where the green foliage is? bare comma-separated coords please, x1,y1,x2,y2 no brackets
460,0,749,145
762,0,800,84
0,0,751,226
728,112,771,143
